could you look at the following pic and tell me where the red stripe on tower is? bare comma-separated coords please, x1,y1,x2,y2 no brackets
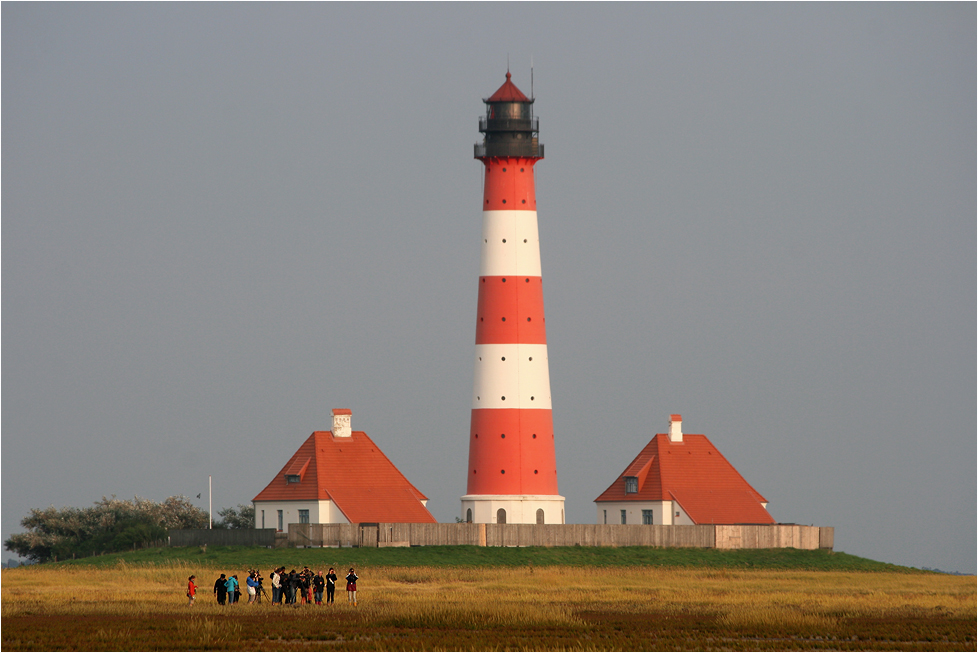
461,72,565,525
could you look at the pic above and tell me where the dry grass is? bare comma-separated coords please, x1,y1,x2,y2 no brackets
2,561,974,650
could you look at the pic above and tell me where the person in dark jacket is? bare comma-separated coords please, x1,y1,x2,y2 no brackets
213,574,227,605
346,568,358,606
285,570,298,605
325,568,337,605
313,571,326,605
301,567,313,604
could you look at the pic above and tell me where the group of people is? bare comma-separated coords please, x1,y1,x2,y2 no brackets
211,571,261,605
269,567,359,606
186,567,359,607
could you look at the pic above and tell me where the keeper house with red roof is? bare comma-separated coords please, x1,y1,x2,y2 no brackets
253,409,436,532
594,414,775,526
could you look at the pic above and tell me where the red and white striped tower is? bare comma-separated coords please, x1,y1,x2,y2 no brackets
460,72,565,525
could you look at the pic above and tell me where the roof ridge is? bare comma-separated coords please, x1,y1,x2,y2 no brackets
353,431,430,501
691,433,769,503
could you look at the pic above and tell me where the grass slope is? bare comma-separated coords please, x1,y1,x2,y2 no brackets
50,545,919,572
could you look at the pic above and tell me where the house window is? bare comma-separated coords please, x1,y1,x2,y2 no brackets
603,510,607,525
536,508,545,524
620,509,627,525
261,510,265,529
277,510,283,532
286,474,300,484
625,476,638,493
642,510,654,525
466,508,472,523
496,508,507,524
298,510,309,524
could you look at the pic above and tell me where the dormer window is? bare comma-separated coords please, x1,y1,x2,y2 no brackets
625,476,638,493
285,474,300,484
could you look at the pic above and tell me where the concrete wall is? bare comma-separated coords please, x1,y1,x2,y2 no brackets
169,529,277,547
286,523,831,550
819,526,834,550
461,496,566,525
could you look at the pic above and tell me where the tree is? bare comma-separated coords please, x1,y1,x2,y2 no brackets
4,496,208,563
213,504,255,529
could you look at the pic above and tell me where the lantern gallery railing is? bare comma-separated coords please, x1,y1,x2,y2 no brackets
474,142,544,159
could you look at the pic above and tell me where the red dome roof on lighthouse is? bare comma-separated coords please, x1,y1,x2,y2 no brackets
487,71,530,102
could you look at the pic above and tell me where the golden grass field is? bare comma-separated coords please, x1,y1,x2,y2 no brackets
2,561,974,651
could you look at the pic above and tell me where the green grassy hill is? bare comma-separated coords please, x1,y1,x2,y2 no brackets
49,545,920,572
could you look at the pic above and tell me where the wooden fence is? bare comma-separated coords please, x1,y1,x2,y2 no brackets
287,523,833,550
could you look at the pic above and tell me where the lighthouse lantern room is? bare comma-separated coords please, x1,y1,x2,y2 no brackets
461,72,565,525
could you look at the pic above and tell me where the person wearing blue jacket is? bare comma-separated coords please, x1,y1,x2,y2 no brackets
246,572,259,603
225,574,240,605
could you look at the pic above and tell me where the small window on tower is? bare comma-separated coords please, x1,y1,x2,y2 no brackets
625,476,638,493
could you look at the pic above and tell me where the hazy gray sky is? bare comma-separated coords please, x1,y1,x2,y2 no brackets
3,3,974,573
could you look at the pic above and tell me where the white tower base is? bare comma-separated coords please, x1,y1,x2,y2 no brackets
461,494,565,525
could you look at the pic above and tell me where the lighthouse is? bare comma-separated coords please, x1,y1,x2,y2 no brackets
460,72,565,525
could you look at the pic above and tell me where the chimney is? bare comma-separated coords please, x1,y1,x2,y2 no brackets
668,414,683,443
332,408,352,438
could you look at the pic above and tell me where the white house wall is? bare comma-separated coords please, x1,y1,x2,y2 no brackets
596,501,671,525
253,500,349,533
595,501,698,526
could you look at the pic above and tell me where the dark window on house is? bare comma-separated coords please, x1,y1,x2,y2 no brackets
536,508,545,524
298,509,309,524
496,508,507,524
277,510,283,531
466,508,473,523
603,509,607,524
642,510,654,525
625,476,638,493
286,474,300,484
620,509,627,525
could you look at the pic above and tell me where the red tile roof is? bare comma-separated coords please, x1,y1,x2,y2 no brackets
487,72,530,103
253,430,436,524
594,432,774,525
